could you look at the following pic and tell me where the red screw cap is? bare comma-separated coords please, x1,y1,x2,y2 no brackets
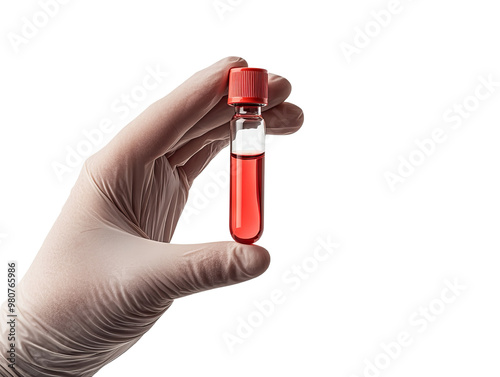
228,67,268,105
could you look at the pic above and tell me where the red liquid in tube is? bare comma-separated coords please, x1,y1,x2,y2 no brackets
230,152,264,244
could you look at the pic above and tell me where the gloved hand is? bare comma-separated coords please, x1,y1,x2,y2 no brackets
0,56,304,376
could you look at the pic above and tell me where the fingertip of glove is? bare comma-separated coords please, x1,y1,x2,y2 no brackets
231,242,270,279
225,56,248,67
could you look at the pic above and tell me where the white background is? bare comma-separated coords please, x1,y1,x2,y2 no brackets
1,0,500,376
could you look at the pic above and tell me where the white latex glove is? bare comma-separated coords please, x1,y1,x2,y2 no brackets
0,56,304,376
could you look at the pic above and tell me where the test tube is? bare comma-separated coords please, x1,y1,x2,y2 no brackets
228,68,268,244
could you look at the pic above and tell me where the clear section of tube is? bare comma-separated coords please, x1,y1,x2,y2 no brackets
230,106,265,155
